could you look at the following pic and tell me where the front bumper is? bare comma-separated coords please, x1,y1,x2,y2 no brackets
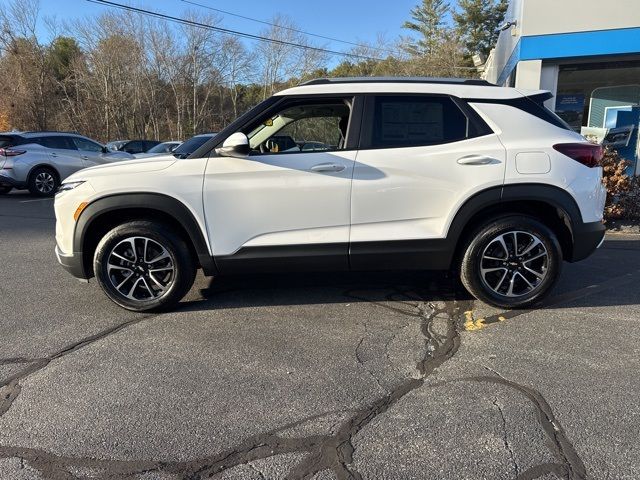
55,245,89,281
569,220,606,262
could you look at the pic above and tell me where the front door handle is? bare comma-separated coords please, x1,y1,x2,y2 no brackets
81,155,89,160
310,163,346,173
457,155,500,165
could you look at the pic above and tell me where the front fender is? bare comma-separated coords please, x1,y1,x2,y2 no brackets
74,192,216,277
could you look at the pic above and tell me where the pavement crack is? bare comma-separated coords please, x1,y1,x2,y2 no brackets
354,322,387,395
493,397,519,478
468,366,588,480
514,462,568,480
0,314,157,418
283,289,473,479
0,357,46,366
0,380,21,417
0,286,473,480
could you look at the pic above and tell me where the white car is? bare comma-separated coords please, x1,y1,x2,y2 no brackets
54,77,606,312
133,141,182,159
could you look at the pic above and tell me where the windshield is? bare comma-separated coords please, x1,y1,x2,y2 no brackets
172,135,213,158
147,142,177,154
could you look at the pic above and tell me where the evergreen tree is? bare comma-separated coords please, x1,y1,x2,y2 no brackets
402,0,450,56
453,0,508,58
48,37,81,81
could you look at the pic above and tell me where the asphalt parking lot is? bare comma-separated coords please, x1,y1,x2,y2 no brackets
1,191,639,480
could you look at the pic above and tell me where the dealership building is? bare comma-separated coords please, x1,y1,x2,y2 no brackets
482,0,640,170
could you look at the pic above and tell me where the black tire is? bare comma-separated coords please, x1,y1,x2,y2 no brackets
28,167,59,196
93,220,196,312
460,215,562,309
0,186,12,195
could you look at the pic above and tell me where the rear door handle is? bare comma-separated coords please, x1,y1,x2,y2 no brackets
50,153,58,158
310,163,345,173
81,155,89,160
457,155,500,165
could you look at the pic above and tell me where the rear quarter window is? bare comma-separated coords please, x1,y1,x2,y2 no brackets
0,135,23,148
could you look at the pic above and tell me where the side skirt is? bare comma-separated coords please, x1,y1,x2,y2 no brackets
213,240,453,275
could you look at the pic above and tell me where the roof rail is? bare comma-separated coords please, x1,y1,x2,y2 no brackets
300,77,496,87
22,130,81,135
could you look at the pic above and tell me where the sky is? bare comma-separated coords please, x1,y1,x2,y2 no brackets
36,0,422,63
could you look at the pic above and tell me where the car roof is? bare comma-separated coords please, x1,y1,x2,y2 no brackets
277,77,543,100
19,131,82,137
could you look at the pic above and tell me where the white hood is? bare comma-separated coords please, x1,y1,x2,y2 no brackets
65,155,176,183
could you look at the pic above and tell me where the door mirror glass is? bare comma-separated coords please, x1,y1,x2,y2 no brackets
216,132,250,158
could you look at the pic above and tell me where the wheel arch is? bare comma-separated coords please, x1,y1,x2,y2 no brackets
74,193,217,279
448,184,582,268
28,163,60,182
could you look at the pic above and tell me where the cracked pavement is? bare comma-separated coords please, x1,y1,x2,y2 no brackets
1,192,639,479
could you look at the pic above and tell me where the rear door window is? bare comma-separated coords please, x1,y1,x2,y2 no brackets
39,136,77,150
367,96,470,149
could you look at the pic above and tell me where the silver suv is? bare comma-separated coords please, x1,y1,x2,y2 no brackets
0,131,133,196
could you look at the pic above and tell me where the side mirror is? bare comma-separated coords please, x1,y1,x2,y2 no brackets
216,132,250,158
102,146,109,154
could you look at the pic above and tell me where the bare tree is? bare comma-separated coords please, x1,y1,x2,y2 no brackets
256,15,328,99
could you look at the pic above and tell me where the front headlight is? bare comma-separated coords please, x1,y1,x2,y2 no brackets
58,181,85,192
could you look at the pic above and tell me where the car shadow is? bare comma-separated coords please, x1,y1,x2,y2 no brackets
178,270,469,312
178,237,640,313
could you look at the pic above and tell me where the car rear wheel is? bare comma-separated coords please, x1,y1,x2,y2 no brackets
93,221,196,312
460,216,562,309
0,186,12,195
28,167,59,196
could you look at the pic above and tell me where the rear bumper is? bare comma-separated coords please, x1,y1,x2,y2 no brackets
55,245,89,281
569,220,606,262
0,174,25,188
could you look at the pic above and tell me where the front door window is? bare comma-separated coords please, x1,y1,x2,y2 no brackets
247,101,351,155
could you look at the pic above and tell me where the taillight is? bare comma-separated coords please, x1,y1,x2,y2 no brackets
0,147,26,157
553,143,603,168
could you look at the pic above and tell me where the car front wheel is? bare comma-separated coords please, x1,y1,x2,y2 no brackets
460,216,562,309
93,221,196,312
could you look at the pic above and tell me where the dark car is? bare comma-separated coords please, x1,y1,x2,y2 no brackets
171,133,217,159
119,140,161,154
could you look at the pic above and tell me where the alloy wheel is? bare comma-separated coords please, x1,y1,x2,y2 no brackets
34,171,56,194
480,230,549,298
106,236,175,301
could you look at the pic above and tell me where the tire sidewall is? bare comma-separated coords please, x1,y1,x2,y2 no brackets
93,222,195,312
461,216,562,309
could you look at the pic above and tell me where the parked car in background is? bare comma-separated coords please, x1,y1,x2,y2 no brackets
105,140,129,152
0,131,133,196
171,133,217,159
119,140,161,154
133,141,181,159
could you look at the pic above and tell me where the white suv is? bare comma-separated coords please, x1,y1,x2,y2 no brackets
54,77,606,312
